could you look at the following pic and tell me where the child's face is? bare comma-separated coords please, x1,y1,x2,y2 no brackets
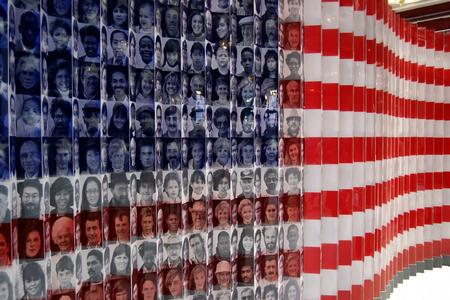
57,269,73,288
166,50,179,67
166,179,179,199
22,100,40,125
139,5,153,29
191,179,204,194
215,83,229,99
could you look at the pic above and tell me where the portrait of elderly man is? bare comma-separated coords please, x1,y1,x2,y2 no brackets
51,216,74,252
50,98,72,137
189,200,206,231
284,80,301,108
79,25,100,64
237,17,253,47
18,179,42,218
16,11,39,53
237,169,254,199
15,54,40,95
18,139,41,179
162,236,182,269
263,227,278,255
78,64,100,101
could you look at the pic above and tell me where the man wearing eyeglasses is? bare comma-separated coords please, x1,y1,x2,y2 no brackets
80,100,100,137
108,30,128,66
18,179,42,219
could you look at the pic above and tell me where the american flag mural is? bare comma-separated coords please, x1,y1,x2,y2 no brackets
0,0,448,299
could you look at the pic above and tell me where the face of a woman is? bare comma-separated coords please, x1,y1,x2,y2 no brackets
241,205,252,224
166,179,179,199
22,100,40,126
165,76,178,96
216,17,229,39
55,68,70,92
52,27,69,50
111,149,125,170
141,215,154,234
24,277,42,297
55,188,72,210
25,231,41,258
86,180,100,207
287,285,297,300
0,282,9,300
266,57,277,72
113,112,126,129
191,14,203,35
242,235,253,252
113,6,127,27
216,147,229,164
114,253,129,273
82,0,99,23
141,77,153,96
142,280,156,300
241,85,254,101
217,178,229,195
139,5,153,30
216,207,229,225
188,269,203,292
288,144,299,163
168,275,182,296
19,67,38,90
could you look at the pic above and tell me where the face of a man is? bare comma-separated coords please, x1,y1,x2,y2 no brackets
287,57,300,75
264,228,277,251
217,234,229,255
240,265,253,283
111,71,127,98
82,69,100,98
57,269,73,289
187,236,203,260
165,112,179,135
85,219,101,245
164,8,179,37
191,49,204,70
216,271,230,288
140,146,154,169
112,182,128,202
264,259,277,281
167,244,181,260
54,227,73,251
21,186,41,213
241,51,254,74
20,14,38,48
166,213,179,232
86,255,102,279
111,32,127,58
240,178,253,195
56,146,71,172
114,216,130,241
165,142,180,168
83,35,99,57
20,141,41,176
215,115,229,137
265,172,278,192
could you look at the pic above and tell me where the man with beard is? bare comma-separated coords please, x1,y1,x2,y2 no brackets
238,259,254,286
237,169,254,199
136,106,154,138
80,100,100,137
138,172,155,205
262,227,278,255
79,65,100,101
18,179,42,218
163,7,180,38
262,0,277,18
19,139,41,179
155,105,163,137
164,140,181,170
50,98,72,137
139,241,157,272
109,173,130,207
188,233,206,264
215,231,230,259
263,109,278,138
16,11,39,53
108,68,129,101
86,249,103,282
138,35,154,68
108,30,128,66
163,106,181,138
83,213,102,247
79,25,100,64
113,210,130,242
264,168,278,196
285,114,301,137
163,236,182,268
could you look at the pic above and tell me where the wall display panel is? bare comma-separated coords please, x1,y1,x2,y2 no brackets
2,0,450,299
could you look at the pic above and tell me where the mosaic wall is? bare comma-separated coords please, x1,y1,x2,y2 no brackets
0,0,303,299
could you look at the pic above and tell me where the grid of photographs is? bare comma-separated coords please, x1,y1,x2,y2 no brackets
0,0,303,299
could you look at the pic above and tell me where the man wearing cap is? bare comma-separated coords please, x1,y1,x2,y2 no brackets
189,201,206,231
237,17,253,47
80,100,100,137
286,114,301,137
136,105,154,138
109,173,130,207
139,241,157,273
163,236,182,268
188,106,206,138
237,169,254,199
214,260,231,290
18,179,42,218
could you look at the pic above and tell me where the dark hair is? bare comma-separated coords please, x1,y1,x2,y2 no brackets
50,18,71,36
163,39,180,67
0,271,12,300
56,255,74,273
50,177,74,209
87,249,103,263
110,243,131,275
50,97,72,119
107,0,128,29
191,42,204,55
238,228,254,256
262,49,278,78
80,25,100,43
212,169,230,190
81,176,101,210
19,220,44,259
108,102,129,138
112,278,130,299
22,262,45,294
